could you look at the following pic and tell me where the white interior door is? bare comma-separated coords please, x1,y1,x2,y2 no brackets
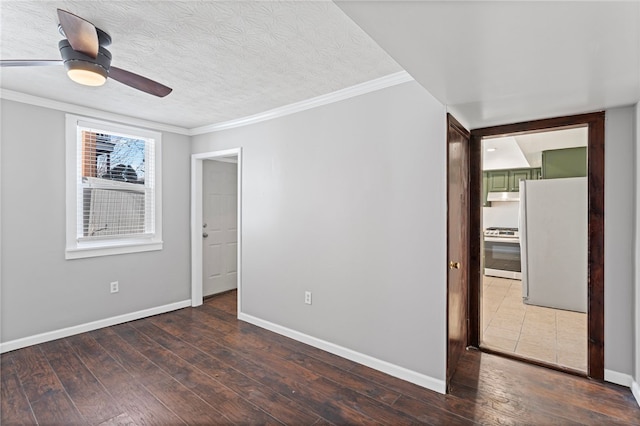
202,159,238,297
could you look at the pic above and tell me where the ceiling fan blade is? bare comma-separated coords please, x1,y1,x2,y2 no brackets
109,66,172,97
0,60,63,67
57,9,99,59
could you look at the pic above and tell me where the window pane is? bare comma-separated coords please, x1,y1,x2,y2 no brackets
79,129,152,239
82,132,146,184
86,189,145,237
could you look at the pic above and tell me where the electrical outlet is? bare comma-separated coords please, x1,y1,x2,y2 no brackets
304,291,312,305
110,281,119,294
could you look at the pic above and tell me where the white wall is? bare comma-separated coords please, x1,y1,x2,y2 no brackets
0,99,191,344
192,81,448,385
605,106,636,378
482,201,520,229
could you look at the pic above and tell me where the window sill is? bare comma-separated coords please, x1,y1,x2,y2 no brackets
65,240,163,260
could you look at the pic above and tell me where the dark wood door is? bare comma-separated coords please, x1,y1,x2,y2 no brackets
446,114,470,389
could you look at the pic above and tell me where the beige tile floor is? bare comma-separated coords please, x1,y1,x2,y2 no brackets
481,275,587,372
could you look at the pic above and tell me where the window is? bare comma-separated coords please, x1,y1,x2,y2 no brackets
66,115,162,259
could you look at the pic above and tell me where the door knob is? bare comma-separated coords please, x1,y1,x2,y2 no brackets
203,232,209,238
449,261,461,270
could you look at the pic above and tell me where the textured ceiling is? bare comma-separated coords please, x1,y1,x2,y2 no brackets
0,1,402,129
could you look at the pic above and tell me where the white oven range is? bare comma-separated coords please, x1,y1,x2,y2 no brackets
483,227,522,280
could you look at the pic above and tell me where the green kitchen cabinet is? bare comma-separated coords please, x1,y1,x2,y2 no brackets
542,147,587,179
532,168,542,180
509,169,531,191
487,170,509,192
484,168,542,205
483,172,491,207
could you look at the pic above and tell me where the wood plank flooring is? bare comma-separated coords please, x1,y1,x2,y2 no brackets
2,290,639,425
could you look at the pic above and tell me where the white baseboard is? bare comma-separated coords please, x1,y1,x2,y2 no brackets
0,300,191,354
238,312,446,394
632,381,640,408
604,369,634,387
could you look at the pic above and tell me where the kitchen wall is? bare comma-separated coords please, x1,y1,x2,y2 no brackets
192,80,448,388
483,201,519,229
0,99,192,343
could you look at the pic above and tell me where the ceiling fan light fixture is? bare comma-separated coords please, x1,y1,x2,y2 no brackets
66,62,107,86
59,39,111,87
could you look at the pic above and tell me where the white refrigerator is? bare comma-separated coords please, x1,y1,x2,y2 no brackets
519,177,587,313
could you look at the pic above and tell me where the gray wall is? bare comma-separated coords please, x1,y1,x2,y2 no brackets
192,98,638,380
635,102,640,390
604,106,636,376
0,99,191,342
192,81,448,380
1,88,636,385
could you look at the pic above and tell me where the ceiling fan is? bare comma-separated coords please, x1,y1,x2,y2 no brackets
0,9,172,97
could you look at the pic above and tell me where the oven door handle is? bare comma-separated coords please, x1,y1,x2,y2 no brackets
484,237,520,243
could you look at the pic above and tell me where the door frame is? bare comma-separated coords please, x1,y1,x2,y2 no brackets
191,148,242,312
468,112,605,379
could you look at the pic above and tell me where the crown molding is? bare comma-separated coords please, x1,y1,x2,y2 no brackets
0,89,190,135
1,71,413,136
189,71,414,135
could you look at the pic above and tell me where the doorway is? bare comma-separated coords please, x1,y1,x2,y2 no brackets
202,158,238,297
191,148,242,312
468,112,604,379
480,127,588,372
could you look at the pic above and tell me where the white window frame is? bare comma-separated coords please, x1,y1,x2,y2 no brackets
65,114,163,259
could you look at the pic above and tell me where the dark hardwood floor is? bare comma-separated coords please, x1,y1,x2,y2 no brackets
2,290,639,425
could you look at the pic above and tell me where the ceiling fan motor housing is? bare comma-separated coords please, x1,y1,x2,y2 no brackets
58,39,112,80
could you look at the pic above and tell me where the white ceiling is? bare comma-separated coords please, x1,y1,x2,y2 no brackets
0,1,402,129
483,127,588,170
2,2,640,132
336,1,640,129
